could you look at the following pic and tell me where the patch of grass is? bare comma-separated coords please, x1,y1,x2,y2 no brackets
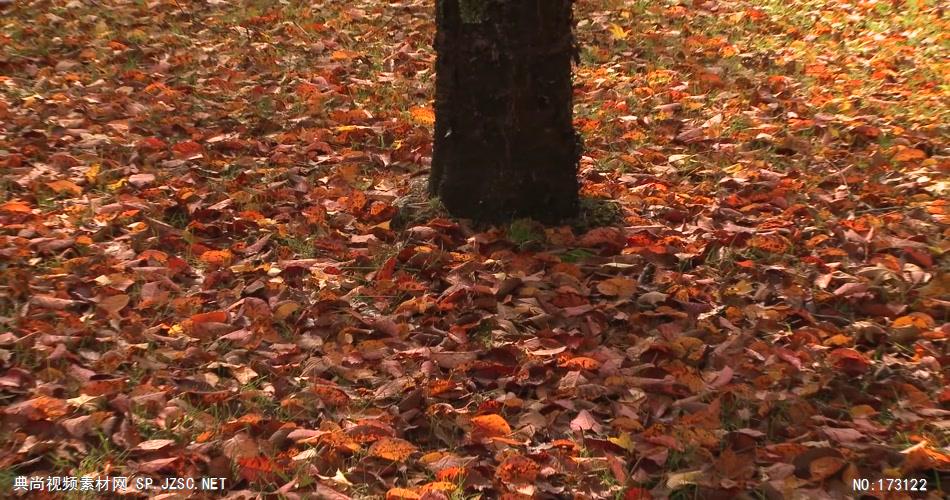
670,485,700,500
561,248,596,263
507,218,544,250
277,235,315,258
569,196,624,232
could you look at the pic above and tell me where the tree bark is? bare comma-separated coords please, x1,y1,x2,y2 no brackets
430,0,580,223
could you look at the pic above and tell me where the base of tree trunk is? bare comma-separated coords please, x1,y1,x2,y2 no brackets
429,0,581,224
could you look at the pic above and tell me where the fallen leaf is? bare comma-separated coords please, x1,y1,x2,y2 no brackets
570,410,602,433
0,200,32,213
31,295,79,310
199,250,233,266
597,277,637,298
3,396,69,420
97,294,130,316
46,179,82,195
368,437,417,462
133,439,176,452
128,173,156,188
496,454,539,484
471,414,511,439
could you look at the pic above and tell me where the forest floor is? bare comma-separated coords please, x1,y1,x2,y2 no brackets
0,0,947,498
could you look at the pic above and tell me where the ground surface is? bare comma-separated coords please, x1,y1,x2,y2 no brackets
0,0,948,498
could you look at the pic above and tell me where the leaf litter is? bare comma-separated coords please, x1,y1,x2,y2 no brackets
0,0,947,498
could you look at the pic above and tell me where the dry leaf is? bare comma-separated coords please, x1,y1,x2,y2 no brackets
368,437,417,462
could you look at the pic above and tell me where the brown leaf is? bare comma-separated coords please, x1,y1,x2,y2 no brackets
570,410,602,433
128,173,156,188
808,456,846,481
133,439,177,452
822,427,864,444
431,351,478,369
97,294,130,316
223,433,260,460
578,227,625,254
31,295,79,310
833,282,868,297
597,277,637,298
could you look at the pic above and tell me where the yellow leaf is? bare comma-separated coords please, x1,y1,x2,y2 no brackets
608,432,635,452
107,178,126,191
608,23,629,40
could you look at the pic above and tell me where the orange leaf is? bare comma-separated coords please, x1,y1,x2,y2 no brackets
435,466,465,482
331,50,356,61
892,147,926,162
0,200,32,213
892,312,934,330
237,455,282,483
315,431,361,453
827,348,870,376
748,234,789,253
190,310,228,323
471,414,511,439
409,106,435,126
46,179,82,195
419,482,456,494
558,356,601,371
3,396,69,420
496,454,540,484
199,250,233,266
172,140,204,158
386,488,421,500
82,378,126,396
368,437,417,462
902,445,950,473
312,385,350,407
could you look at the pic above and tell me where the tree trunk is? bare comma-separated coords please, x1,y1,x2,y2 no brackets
429,0,580,223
